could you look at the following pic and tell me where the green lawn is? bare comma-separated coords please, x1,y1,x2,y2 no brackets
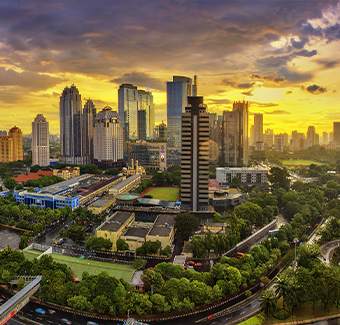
23,250,134,282
143,187,179,201
281,159,325,167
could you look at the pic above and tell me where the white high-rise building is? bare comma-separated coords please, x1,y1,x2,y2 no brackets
32,114,50,167
93,106,123,169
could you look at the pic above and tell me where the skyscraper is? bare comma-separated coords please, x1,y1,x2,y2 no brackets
59,85,86,164
32,114,50,167
167,76,197,151
333,122,340,145
8,126,23,162
118,84,155,142
264,129,274,148
93,106,124,169
323,132,329,145
221,101,249,166
181,96,209,211
254,113,263,146
82,99,96,164
307,126,316,146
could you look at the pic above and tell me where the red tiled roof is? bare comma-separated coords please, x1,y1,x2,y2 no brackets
209,179,220,191
13,170,53,183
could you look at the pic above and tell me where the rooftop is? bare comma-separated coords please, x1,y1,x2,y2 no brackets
111,174,140,191
124,227,149,238
97,211,134,232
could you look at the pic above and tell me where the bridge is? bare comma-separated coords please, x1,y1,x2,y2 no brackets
0,275,41,325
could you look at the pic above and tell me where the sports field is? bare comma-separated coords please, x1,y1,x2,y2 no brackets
282,160,325,168
142,187,179,201
23,250,134,281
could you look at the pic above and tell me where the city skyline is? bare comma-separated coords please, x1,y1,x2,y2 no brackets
0,1,339,134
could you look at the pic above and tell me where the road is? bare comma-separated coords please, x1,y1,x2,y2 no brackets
320,239,340,265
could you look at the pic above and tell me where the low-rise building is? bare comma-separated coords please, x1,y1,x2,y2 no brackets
216,167,269,189
209,190,244,212
146,214,175,249
109,174,141,195
96,211,135,251
53,166,80,180
121,227,149,251
87,195,116,214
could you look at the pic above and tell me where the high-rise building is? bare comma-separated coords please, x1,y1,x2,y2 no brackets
0,137,13,162
154,121,167,141
307,126,316,146
59,85,86,164
221,101,249,166
8,126,23,162
323,132,329,145
82,99,96,164
93,106,124,169
118,84,155,143
264,129,274,148
249,125,254,147
274,134,284,151
333,122,340,145
138,89,155,139
254,113,263,146
32,114,50,167
167,76,197,150
292,130,305,140
181,96,209,211
209,113,222,163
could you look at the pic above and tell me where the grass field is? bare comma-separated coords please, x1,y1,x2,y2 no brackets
23,250,134,282
281,159,325,168
142,187,179,201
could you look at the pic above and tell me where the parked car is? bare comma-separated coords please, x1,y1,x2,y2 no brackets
195,262,202,267
87,322,99,325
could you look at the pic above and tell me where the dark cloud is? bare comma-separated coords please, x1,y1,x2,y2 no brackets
317,60,339,69
324,23,340,42
304,84,327,94
241,91,253,96
0,67,63,91
221,79,236,87
251,73,286,84
237,82,255,89
286,90,293,95
249,101,279,108
264,110,291,115
279,67,313,83
295,49,318,57
111,72,165,91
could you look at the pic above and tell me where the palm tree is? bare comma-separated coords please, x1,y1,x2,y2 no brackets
284,277,302,315
275,273,290,308
259,289,278,316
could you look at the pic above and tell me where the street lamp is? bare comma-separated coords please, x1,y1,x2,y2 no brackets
293,238,299,271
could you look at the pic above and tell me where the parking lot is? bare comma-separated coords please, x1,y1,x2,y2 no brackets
0,228,21,250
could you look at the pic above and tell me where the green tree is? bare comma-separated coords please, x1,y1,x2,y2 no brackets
234,202,263,227
4,178,17,190
92,295,111,314
67,295,93,311
268,167,290,192
61,223,86,243
133,258,147,270
30,165,41,173
230,177,240,188
259,289,277,316
116,238,129,251
190,236,206,258
174,210,199,241
152,172,165,186
104,168,120,176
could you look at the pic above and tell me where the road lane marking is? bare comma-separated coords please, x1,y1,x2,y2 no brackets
252,304,256,308
240,311,246,315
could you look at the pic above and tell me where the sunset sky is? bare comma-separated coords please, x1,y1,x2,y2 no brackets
0,0,340,136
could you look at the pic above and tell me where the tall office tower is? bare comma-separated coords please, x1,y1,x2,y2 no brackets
138,89,155,139
249,125,254,147
32,114,50,167
82,99,96,164
314,133,319,146
181,96,209,211
264,129,274,148
283,133,289,147
209,113,221,163
154,121,167,141
0,137,13,162
254,113,263,146
274,134,284,151
138,109,147,140
0,131,7,136
8,126,23,161
59,85,85,164
118,84,138,141
221,101,249,166
307,126,316,146
323,132,329,145
333,122,340,145
93,106,123,169
330,131,334,143
167,76,197,149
